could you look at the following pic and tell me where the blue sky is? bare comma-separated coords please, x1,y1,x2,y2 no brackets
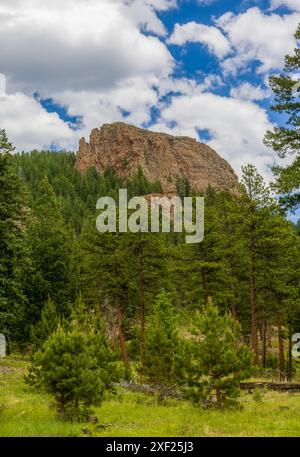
0,0,299,219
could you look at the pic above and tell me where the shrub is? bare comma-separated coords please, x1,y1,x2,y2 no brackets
253,387,264,403
26,324,117,421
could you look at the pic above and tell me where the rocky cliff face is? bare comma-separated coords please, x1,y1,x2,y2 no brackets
75,122,238,193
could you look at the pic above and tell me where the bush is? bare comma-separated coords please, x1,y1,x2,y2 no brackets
26,324,117,421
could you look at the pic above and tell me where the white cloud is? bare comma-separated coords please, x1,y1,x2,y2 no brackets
217,7,300,74
230,82,270,101
52,73,224,139
0,0,173,94
0,0,175,150
52,75,161,135
270,0,300,12
152,91,277,181
168,21,230,57
125,0,177,36
168,7,300,74
139,0,177,9
0,93,76,151
157,73,224,98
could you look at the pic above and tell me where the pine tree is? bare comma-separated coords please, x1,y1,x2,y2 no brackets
238,165,300,373
69,295,113,344
272,158,300,212
259,218,300,380
0,130,29,345
239,164,277,365
79,217,130,369
214,191,249,321
138,290,182,398
25,177,77,323
184,300,252,409
30,297,60,351
264,24,300,211
27,322,117,421
121,231,166,352
181,190,232,310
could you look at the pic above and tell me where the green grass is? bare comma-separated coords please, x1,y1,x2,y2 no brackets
1,356,300,437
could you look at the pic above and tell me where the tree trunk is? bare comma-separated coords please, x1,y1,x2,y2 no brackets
140,276,145,353
58,397,67,421
250,272,259,365
266,322,272,348
277,315,285,382
231,301,238,321
116,303,129,369
74,397,79,420
228,260,238,320
112,255,129,370
262,319,267,368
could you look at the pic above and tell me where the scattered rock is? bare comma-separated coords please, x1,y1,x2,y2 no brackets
81,427,91,435
117,380,181,399
76,122,239,194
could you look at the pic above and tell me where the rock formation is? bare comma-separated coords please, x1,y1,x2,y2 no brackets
75,122,238,193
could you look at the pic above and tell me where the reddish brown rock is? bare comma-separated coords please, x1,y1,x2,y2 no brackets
75,122,238,193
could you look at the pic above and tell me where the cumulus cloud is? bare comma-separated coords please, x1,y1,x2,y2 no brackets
0,0,175,150
217,7,300,74
168,7,300,75
52,75,161,135
0,93,76,151
230,82,270,101
168,21,230,57
125,0,177,36
152,91,276,180
0,0,173,94
51,73,225,141
138,0,177,9
270,0,300,12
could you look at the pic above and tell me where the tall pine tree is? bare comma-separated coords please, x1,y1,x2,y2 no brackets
0,130,29,346
264,24,300,211
25,177,77,323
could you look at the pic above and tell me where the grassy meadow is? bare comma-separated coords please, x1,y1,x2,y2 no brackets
1,356,300,437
